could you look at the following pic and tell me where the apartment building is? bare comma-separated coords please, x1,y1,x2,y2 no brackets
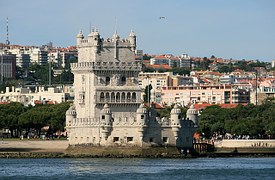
161,84,250,106
0,86,69,106
0,54,16,79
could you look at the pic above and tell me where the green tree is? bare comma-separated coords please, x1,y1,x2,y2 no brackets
143,84,152,103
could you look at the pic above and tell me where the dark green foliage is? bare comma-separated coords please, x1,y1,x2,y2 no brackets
169,67,190,75
0,102,70,138
198,102,275,138
143,84,152,103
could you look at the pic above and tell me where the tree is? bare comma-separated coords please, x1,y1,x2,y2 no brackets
143,84,152,103
0,102,28,137
217,65,233,73
169,67,190,75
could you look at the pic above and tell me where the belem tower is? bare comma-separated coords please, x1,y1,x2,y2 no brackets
66,28,198,150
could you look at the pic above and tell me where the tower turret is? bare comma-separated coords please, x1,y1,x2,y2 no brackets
186,104,198,126
112,31,120,60
76,31,84,46
100,103,113,140
170,104,181,126
136,103,147,125
88,28,101,51
136,103,148,144
66,105,77,138
128,30,136,51
170,104,182,138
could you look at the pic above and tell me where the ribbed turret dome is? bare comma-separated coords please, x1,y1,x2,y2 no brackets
101,103,111,114
66,105,76,116
112,31,120,40
136,103,147,114
186,104,198,115
171,104,181,114
76,31,84,38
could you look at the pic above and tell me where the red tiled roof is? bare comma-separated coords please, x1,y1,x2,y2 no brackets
34,100,42,104
146,64,172,70
0,102,9,104
194,103,248,111
154,55,167,59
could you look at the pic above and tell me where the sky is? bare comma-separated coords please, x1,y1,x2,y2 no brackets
0,0,275,61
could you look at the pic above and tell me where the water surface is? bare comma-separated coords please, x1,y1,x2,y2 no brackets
0,158,274,179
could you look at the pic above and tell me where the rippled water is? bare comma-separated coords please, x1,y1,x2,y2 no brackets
0,158,275,179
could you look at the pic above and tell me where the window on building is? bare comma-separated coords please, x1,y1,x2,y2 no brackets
106,77,110,85
121,76,126,85
149,138,154,142
127,137,133,142
163,137,168,143
113,137,119,142
141,115,144,119
102,115,105,120
100,92,104,102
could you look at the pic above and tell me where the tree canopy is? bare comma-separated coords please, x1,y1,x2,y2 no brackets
198,102,275,139
0,102,70,138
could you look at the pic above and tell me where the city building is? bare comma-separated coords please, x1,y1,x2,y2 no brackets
8,48,30,68
149,54,191,68
161,84,250,106
0,54,16,80
29,48,48,65
66,29,198,151
0,86,69,106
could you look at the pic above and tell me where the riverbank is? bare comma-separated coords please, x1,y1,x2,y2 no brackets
1,140,275,158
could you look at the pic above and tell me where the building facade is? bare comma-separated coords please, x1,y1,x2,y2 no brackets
66,30,198,150
0,54,16,80
161,84,250,106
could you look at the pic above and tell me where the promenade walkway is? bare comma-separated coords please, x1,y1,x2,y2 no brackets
0,140,69,153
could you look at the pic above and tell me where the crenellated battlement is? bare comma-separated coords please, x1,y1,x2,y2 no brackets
71,61,142,71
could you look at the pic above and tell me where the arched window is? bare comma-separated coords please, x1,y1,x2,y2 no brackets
111,92,115,102
100,92,104,102
116,92,120,102
106,93,110,102
121,92,126,102
121,76,126,85
132,92,136,102
127,92,131,102
106,77,110,85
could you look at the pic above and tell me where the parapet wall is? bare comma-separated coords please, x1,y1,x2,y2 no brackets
215,139,275,148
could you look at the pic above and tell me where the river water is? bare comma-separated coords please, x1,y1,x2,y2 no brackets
0,157,274,179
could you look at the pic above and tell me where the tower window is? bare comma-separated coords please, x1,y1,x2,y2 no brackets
113,137,119,142
121,76,126,85
163,137,168,143
102,115,105,120
106,77,110,85
141,115,144,119
127,137,133,142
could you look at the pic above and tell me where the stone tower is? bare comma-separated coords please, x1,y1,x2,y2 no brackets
66,29,198,151
66,29,143,145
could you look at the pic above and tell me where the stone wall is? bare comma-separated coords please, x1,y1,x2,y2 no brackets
215,139,275,148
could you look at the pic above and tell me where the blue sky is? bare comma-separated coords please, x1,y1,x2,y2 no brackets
1,0,274,61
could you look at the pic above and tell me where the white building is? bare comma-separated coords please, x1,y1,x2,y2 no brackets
0,86,69,106
29,48,48,65
8,48,30,68
66,29,198,151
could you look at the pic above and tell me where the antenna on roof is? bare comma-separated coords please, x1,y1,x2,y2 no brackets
6,17,10,45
